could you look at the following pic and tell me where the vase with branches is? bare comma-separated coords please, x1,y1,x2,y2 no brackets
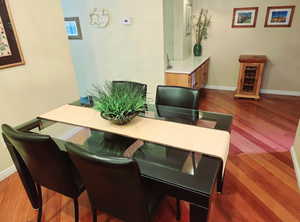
193,9,211,56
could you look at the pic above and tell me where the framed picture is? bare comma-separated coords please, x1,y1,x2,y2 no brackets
0,0,24,69
64,17,83,40
265,6,295,27
232,7,259,28
185,4,192,35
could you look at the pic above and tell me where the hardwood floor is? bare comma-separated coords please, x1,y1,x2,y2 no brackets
1,89,300,222
201,90,300,155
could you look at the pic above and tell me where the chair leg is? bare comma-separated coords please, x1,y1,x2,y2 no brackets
92,207,97,222
37,184,42,222
176,198,181,221
73,198,79,222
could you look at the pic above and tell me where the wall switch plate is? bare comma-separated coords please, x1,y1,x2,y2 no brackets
120,17,132,25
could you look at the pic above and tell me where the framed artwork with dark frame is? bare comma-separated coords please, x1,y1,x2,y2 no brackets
64,17,83,40
232,7,259,28
0,0,24,69
265,6,295,28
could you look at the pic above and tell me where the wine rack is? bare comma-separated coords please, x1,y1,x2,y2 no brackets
235,55,267,100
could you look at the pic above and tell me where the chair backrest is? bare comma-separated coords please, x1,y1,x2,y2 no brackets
112,81,147,99
155,85,200,109
1,124,80,198
66,143,149,222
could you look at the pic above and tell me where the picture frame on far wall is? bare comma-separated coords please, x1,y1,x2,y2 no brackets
265,6,295,27
0,0,25,69
64,17,83,40
232,7,259,28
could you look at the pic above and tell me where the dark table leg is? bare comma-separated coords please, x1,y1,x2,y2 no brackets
190,203,209,222
190,179,217,222
217,165,224,193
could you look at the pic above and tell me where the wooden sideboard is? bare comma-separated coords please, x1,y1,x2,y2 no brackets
165,57,209,89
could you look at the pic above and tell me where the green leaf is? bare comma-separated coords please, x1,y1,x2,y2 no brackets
90,81,146,120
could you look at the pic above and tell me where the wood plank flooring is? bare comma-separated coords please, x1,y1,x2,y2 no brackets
1,89,300,222
201,90,300,155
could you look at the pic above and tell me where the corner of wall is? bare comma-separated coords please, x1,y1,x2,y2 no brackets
291,146,300,190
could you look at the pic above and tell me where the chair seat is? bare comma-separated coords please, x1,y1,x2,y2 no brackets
44,151,85,198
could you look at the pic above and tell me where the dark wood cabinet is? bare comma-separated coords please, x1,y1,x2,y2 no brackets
235,55,267,100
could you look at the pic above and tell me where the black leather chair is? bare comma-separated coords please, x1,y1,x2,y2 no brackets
155,85,200,220
112,80,147,99
66,142,163,222
156,85,200,109
1,124,84,222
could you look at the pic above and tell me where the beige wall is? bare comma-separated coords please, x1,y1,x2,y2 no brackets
0,0,79,172
193,0,300,91
61,0,165,100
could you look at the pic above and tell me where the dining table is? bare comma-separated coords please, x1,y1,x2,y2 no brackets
5,102,232,222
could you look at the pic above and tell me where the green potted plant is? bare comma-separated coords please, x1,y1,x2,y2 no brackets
91,82,146,125
193,9,211,56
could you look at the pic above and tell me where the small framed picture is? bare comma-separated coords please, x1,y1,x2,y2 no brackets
0,0,25,69
265,6,295,27
64,17,83,40
232,7,259,28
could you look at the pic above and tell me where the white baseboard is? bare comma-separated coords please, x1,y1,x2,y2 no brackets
0,165,16,182
205,85,300,96
260,89,300,96
291,146,300,190
205,85,236,91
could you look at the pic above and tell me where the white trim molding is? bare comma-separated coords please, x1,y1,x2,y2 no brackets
205,85,300,96
291,146,300,189
205,85,236,91
0,165,16,182
260,89,300,96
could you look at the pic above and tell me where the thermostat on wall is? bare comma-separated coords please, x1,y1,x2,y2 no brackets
120,17,132,25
